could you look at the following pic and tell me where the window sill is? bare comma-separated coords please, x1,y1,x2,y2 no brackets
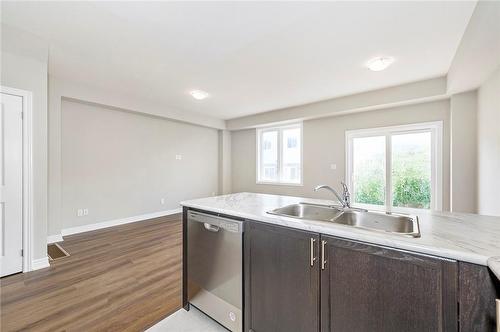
352,203,432,214
256,181,304,187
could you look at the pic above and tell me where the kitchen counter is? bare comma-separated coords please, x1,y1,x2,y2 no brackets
181,192,500,267
488,257,500,280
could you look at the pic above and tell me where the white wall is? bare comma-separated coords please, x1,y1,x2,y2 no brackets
450,91,477,213
227,77,447,130
447,0,500,94
477,67,500,216
218,130,232,195
48,76,62,237
232,100,451,210
60,99,219,229
48,76,225,237
1,25,48,261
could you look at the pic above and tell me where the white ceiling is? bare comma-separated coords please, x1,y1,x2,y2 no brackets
1,1,476,120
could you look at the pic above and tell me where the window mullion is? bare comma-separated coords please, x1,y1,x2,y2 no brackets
259,131,263,181
386,134,392,212
430,129,437,210
278,129,283,182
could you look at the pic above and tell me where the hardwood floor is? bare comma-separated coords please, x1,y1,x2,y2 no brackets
0,214,182,332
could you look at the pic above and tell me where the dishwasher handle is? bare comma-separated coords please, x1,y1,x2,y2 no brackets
204,223,220,232
188,210,243,233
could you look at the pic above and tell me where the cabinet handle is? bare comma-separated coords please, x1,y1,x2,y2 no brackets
310,238,317,267
496,299,499,332
321,240,327,270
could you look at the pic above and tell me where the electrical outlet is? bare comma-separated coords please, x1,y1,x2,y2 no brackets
83,208,89,216
77,209,83,217
330,164,337,170
175,154,182,160
160,198,165,205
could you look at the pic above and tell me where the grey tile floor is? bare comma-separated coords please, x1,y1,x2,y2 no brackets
147,306,228,332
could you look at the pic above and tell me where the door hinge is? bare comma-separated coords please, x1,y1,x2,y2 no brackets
20,249,23,257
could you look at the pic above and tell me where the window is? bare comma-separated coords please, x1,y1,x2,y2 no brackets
287,137,297,148
257,124,302,185
346,122,442,212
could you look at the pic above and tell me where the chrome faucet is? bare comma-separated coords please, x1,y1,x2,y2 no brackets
314,182,351,208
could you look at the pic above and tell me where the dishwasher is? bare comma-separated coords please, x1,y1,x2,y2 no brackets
187,210,243,332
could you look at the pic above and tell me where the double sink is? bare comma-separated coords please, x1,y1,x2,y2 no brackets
268,202,420,237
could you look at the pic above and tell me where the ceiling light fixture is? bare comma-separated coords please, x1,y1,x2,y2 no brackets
190,90,210,100
366,56,395,71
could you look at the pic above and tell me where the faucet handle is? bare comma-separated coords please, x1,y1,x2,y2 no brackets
341,181,351,207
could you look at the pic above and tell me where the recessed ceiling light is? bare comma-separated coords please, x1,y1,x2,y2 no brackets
190,90,210,100
366,57,395,71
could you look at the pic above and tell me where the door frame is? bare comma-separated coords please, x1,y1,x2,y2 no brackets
1,86,34,273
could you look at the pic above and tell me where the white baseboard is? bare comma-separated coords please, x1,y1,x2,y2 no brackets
31,257,50,271
61,208,182,237
47,234,64,244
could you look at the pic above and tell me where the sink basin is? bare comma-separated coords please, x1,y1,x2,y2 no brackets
267,203,420,237
267,203,343,222
333,210,420,237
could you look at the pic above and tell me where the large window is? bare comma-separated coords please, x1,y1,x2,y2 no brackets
257,124,302,185
346,122,442,212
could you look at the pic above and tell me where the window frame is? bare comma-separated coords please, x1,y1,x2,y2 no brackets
256,123,303,186
345,121,443,213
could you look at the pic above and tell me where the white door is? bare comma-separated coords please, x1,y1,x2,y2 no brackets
0,92,23,277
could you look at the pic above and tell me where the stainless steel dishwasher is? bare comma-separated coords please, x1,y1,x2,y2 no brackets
187,210,243,332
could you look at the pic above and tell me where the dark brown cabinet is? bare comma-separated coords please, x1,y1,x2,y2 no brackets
320,235,458,332
221,216,499,332
244,221,320,332
458,262,500,332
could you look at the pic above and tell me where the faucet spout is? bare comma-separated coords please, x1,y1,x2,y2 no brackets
314,184,348,208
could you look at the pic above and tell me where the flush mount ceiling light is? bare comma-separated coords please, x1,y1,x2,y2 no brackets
190,89,210,100
366,56,395,71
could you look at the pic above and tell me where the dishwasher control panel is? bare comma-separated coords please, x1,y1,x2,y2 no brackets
188,210,243,233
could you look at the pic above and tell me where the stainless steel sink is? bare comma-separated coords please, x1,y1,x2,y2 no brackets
267,203,343,222
332,209,420,237
267,203,420,237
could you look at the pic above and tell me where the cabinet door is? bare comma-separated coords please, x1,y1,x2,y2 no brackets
458,262,500,332
320,236,457,332
244,221,320,332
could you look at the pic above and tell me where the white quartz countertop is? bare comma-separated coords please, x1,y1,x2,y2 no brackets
488,257,500,280
181,192,500,268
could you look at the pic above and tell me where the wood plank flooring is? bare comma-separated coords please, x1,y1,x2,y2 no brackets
1,214,182,332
